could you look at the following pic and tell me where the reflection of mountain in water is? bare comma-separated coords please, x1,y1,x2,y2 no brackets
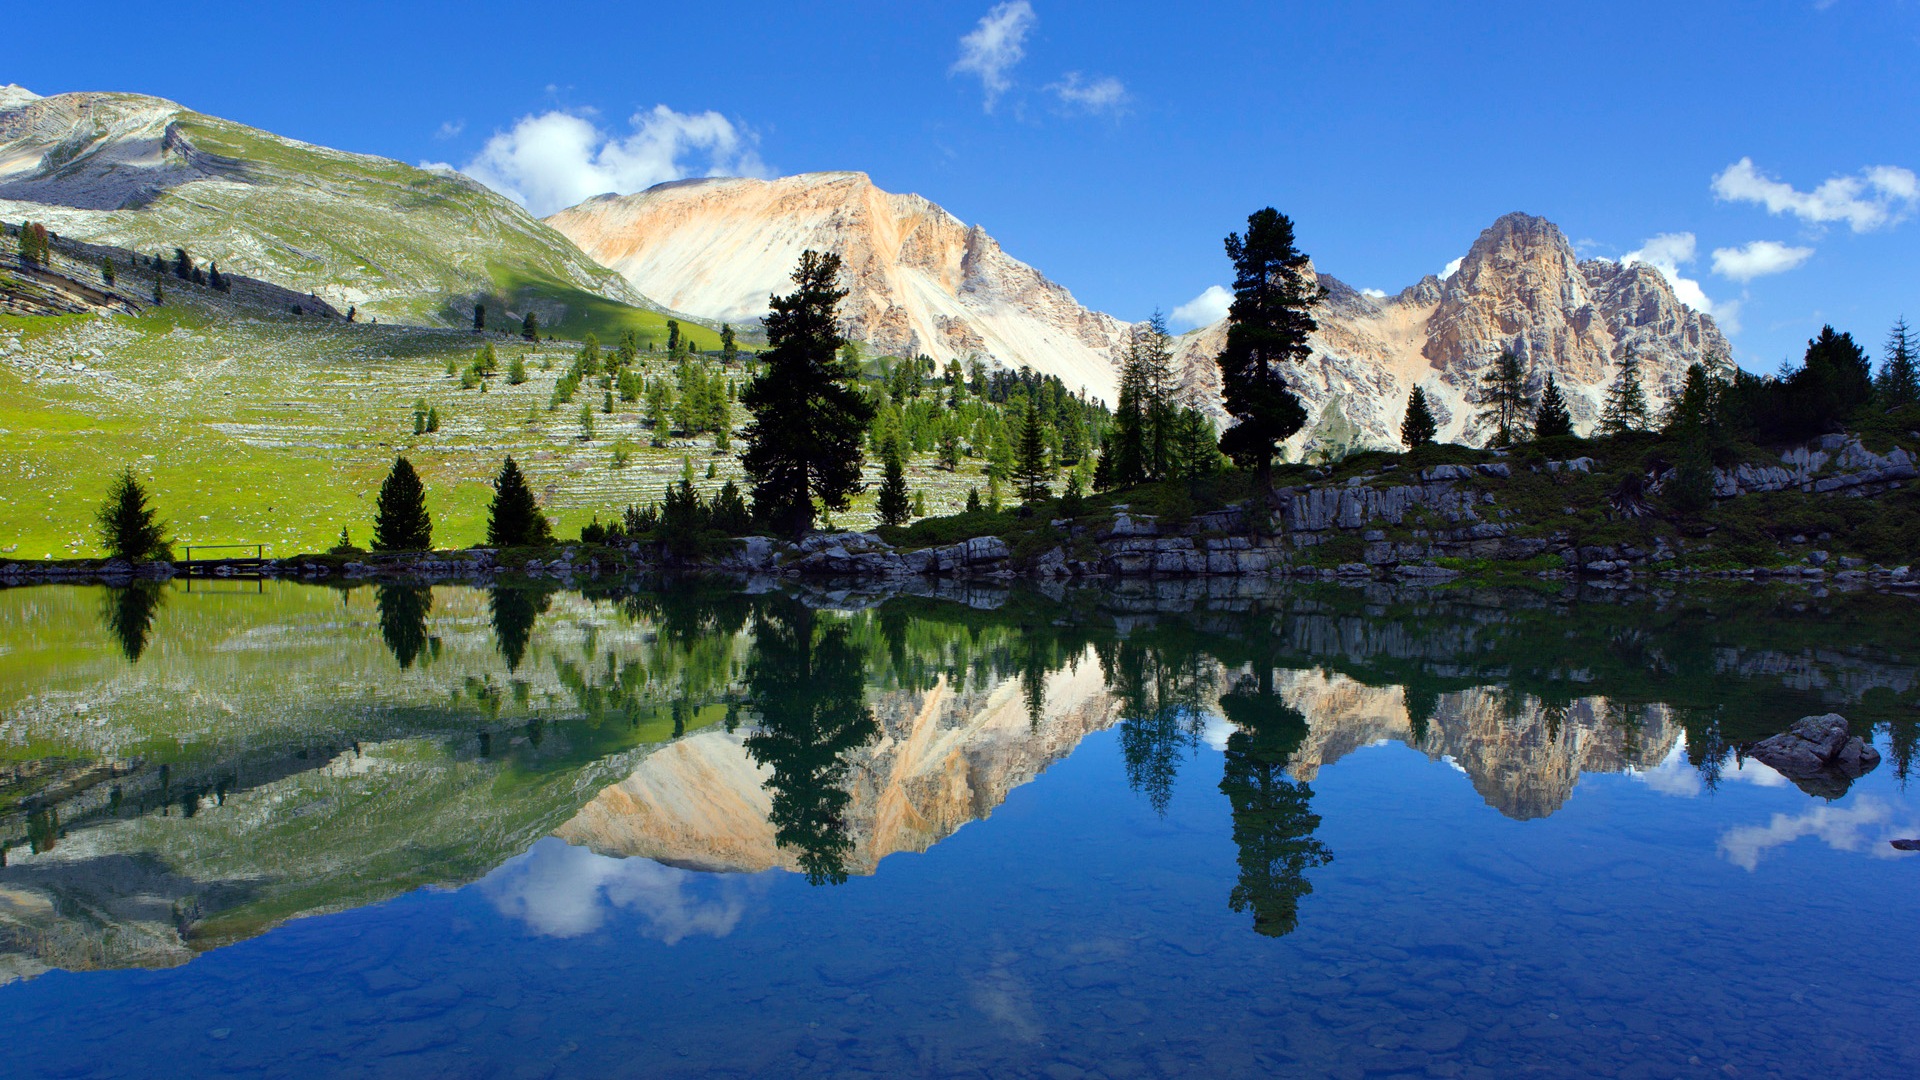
558,654,1120,875
1273,671,1681,820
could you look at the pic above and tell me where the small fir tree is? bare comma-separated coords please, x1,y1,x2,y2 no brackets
1876,316,1918,408
1533,374,1575,439
521,311,539,341
578,403,595,440
1473,350,1531,447
507,355,527,385
151,275,164,304
425,406,440,432
1012,397,1053,505
372,456,433,551
875,441,912,526
95,468,171,562
101,257,115,285
1400,386,1437,448
965,487,982,513
1599,351,1651,436
486,456,551,547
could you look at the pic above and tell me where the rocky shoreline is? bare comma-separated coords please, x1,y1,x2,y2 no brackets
7,433,1915,592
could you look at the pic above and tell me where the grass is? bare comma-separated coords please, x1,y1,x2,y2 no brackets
0,290,995,559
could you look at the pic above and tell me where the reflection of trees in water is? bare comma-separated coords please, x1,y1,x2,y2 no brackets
1100,640,1217,815
1217,668,1332,938
99,583,165,662
375,585,433,669
489,586,553,671
743,601,879,886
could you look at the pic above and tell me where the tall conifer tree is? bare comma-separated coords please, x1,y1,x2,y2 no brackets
1599,351,1651,436
372,456,433,551
486,456,551,547
740,251,876,537
1473,350,1531,447
1216,209,1319,494
1400,386,1437,448
1533,374,1574,439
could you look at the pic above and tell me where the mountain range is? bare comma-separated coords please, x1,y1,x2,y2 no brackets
2,86,1730,450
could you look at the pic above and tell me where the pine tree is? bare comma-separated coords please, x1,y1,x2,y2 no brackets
1663,363,1717,438
507,355,527,385
876,440,912,526
173,247,192,280
486,456,551,547
666,319,681,356
95,468,171,562
1877,316,1918,408
720,323,738,365
151,275,164,304
1473,350,1531,447
937,425,962,471
966,487,982,513
101,257,115,286
1217,209,1319,491
426,406,440,432
740,250,877,537
1599,351,1651,436
1533,374,1574,439
1012,396,1053,505
1400,386,1438,448
372,456,433,551
521,311,539,342
474,303,486,332
207,262,224,290
578,403,595,440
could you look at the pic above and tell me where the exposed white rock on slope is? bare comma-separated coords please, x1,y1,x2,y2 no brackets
1171,213,1730,456
547,172,1132,403
0,89,649,325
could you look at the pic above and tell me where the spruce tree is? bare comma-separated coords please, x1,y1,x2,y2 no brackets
522,311,539,341
507,355,527,385
101,257,115,285
1400,386,1437,449
173,247,192,280
95,468,171,562
876,440,912,526
966,487,982,513
1473,350,1531,447
739,250,876,537
1533,374,1574,439
372,456,433,551
1012,396,1053,505
1663,364,1716,439
486,456,551,547
1876,316,1918,408
1599,351,1651,436
151,275,164,304
474,303,486,332
720,323,738,365
1216,209,1319,492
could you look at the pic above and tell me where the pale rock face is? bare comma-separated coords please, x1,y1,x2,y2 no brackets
547,173,1133,403
1170,214,1728,455
555,653,1122,875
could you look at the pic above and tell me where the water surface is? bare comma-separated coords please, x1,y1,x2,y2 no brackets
2,578,1916,1078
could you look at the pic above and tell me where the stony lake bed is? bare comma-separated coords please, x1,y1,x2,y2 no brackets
0,577,1915,1079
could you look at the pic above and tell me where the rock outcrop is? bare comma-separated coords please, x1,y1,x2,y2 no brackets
547,172,1133,402
1745,714,1880,798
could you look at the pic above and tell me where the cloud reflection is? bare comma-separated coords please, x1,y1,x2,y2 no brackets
481,837,765,943
1717,797,1917,871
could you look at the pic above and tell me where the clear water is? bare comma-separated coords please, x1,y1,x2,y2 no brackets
1,579,1916,1079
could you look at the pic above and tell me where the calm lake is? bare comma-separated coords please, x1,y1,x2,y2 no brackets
0,577,1915,1079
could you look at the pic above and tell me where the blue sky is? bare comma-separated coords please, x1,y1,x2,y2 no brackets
10,1,1917,370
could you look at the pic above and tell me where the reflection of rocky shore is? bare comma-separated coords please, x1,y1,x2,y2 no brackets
1273,670,1681,819
557,656,1121,875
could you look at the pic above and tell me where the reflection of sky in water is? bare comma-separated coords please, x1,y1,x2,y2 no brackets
1623,732,1920,869
480,837,769,942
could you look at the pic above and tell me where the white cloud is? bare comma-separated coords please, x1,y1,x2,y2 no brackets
1439,256,1464,281
417,160,456,173
1710,240,1815,282
1622,232,1722,320
1171,284,1231,329
1360,287,1387,299
480,838,763,943
434,119,464,140
1626,736,1703,798
1711,157,1919,233
1717,797,1915,872
1047,72,1128,115
461,106,768,216
952,1,1036,113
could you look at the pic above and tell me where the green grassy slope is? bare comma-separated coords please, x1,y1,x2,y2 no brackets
0,91,704,341
0,281,982,559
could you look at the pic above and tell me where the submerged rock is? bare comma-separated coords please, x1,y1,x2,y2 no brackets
1746,714,1880,799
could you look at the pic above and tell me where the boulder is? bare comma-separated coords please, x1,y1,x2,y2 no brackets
1746,714,1881,798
